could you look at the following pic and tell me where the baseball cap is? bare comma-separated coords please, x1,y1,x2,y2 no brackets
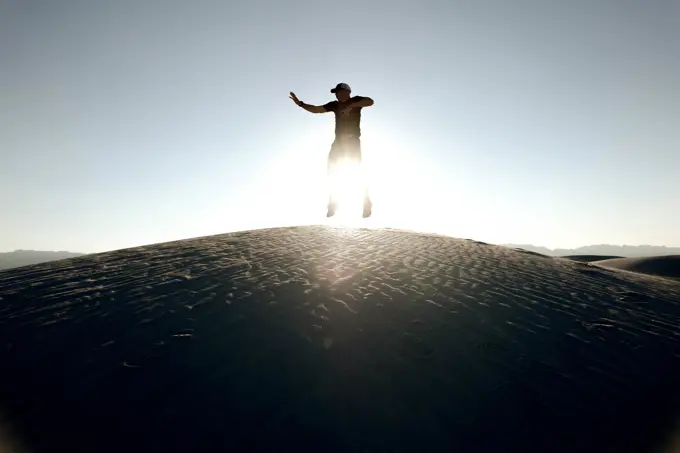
330,82,351,93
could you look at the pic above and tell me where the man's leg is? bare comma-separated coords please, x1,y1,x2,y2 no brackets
352,140,372,218
326,148,339,217
359,156,371,202
361,164,372,218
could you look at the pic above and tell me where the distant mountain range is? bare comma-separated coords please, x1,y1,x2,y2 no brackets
504,244,680,258
0,250,85,271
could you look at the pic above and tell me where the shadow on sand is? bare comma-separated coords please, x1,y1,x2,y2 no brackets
1,226,680,452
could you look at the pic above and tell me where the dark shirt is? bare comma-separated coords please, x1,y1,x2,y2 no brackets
323,96,367,138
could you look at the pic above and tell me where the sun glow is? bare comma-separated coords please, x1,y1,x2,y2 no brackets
328,158,367,219
256,119,552,247
261,121,455,231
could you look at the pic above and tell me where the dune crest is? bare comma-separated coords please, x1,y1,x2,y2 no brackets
561,255,624,263
593,255,680,281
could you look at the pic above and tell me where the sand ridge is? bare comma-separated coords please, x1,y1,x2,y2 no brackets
561,254,625,263
592,255,680,281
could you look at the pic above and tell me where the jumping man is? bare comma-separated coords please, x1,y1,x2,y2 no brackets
289,82,374,218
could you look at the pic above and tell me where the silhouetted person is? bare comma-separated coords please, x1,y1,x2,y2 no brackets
290,83,374,218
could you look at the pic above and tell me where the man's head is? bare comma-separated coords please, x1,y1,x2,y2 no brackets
331,82,351,102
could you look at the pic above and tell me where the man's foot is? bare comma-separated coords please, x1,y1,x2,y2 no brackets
362,199,372,218
327,202,337,218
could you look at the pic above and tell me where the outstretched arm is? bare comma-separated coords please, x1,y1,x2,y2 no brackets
289,91,329,114
299,103,328,114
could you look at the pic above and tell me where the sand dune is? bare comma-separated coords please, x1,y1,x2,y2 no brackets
506,244,680,258
562,255,625,263
1,226,680,453
593,255,680,281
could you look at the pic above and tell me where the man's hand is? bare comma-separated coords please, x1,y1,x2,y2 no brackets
289,92,302,106
290,92,328,114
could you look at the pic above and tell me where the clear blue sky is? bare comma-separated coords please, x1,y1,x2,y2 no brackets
2,0,679,253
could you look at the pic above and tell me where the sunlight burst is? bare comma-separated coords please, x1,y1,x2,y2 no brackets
261,122,453,230
328,158,366,220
